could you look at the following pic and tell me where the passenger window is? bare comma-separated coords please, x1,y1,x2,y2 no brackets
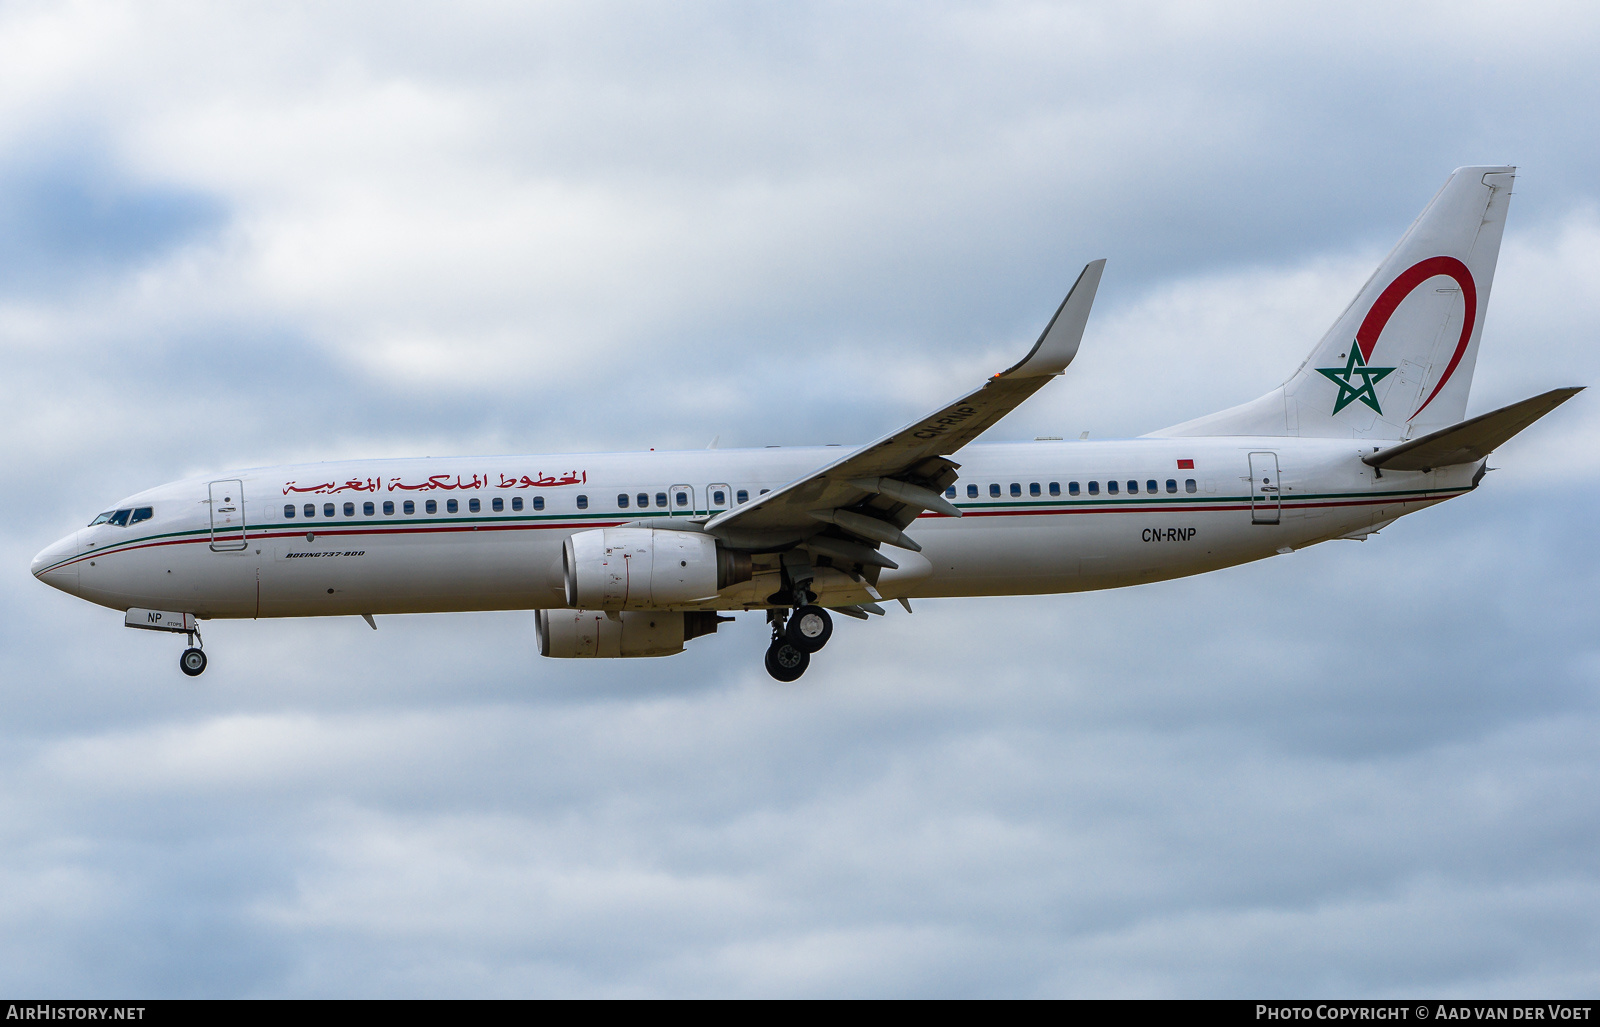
1009,483,1021,498
674,491,687,507
617,493,630,508
447,499,458,514
1147,480,1158,494
1030,483,1041,497
403,500,415,515
130,507,153,524
574,496,586,510
383,501,395,515
89,511,113,526
320,503,332,518
1049,482,1060,497
1068,482,1079,496
989,484,1001,498
1185,478,1198,493
283,504,295,519
343,502,354,517
1126,480,1138,494
945,486,957,499
655,492,668,507
512,496,523,512
532,496,544,511
364,502,375,516
304,504,315,518
713,490,726,505
470,498,483,513
425,500,437,515
1107,480,1119,495
967,484,979,499
737,490,749,504
492,497,504,512
1166,479,1177,494
1088,482,1099,496
759,489,770,495
637,493,649,508
109,509,130,526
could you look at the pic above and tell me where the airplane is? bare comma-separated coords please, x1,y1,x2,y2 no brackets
30,165,1581,682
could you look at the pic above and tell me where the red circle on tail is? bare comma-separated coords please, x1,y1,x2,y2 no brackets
1354,256,1476,421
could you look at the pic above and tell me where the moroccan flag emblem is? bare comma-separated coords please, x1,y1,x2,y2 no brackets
1316,346,1396,415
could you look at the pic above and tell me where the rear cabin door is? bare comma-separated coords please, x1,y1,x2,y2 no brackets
1247,452,1281,525
208,479,249,551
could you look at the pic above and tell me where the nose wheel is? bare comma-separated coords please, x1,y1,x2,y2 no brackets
180,647,208,677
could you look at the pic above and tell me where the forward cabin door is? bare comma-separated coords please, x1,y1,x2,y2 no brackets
208,480,249,551
1248,452,1281,525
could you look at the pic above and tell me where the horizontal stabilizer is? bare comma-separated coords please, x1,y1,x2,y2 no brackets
1364,387,1582,471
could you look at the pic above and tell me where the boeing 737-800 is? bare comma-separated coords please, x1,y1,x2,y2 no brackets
30,166,1580,681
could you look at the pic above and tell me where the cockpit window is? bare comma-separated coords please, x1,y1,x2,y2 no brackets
88,512,113,526
107,509,131,527
130,507,153,525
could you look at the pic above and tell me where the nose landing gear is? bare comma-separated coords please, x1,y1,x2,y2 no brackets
179,625,207,677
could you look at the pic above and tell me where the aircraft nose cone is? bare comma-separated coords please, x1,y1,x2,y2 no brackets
31,532,80,587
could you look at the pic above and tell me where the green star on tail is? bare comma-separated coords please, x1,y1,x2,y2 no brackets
1316,346,1396,415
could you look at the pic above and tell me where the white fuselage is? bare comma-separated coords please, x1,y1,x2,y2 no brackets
30,436,1476,619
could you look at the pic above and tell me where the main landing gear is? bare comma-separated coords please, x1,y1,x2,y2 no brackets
764,602,834,682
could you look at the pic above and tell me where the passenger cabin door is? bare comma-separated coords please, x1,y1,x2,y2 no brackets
208,479,249,551
1248,452,1281,525
706,483,731,515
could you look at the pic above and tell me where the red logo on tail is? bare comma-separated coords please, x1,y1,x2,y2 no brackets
1356,256,1476,420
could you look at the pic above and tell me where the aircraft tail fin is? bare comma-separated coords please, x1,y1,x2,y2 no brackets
1154,166,1516,440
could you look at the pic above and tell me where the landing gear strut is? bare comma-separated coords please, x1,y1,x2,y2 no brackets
760,607,805,682
179,625,207,677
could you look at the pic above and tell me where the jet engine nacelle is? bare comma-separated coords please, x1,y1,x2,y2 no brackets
536,609,730,658
563,528,750,610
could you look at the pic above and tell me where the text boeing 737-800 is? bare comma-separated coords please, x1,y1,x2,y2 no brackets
30,166,1581,681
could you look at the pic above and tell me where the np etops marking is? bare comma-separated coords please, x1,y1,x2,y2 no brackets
31,167,1580,681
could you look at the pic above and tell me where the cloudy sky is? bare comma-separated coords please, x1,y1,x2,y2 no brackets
3,0,1598,997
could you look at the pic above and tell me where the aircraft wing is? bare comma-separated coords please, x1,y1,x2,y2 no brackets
705,260,1105,552
1363,386,1582,471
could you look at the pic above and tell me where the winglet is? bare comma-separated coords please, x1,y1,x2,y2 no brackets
996,259,1107,379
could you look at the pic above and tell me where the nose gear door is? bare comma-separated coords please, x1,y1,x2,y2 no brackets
1248,452,1281,525
208,479,249,551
